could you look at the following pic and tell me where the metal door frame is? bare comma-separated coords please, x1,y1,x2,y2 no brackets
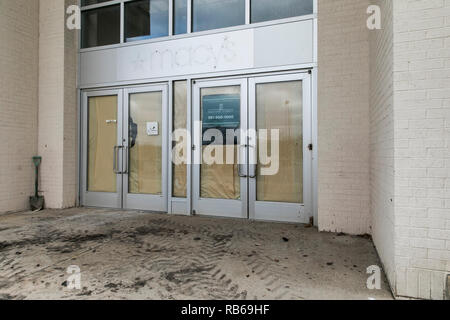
248,73,312,223
81,89,124,208
122,84,169,212
192,78,248,219
79,71,313,223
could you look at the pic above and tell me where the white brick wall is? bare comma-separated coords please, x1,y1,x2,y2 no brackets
392,0,450,300
38,0,65,208
321,0,449,299
38,0,78,209
318,0,372,235
63,0,79,208
369,0,396,291
0,0,39,213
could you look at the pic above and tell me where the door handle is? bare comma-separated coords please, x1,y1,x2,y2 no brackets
123,146,129,174
248,144,257,178
238,144,247,178
113,146,124,174
248,164,257,179
236,144,257,178
238,163,247,178
113,146,119,174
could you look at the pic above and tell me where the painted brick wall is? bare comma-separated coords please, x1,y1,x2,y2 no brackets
317,0,372,235
63,0,79,208
369,0,396,292
38,0,78,209
392,0,450,300
38,0,65,208
0,0,39,213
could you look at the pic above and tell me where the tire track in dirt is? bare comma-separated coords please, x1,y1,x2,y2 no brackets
134,217,247,299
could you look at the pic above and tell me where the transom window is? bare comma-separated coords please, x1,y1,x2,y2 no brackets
192,0,245,32
125,0,169,42
81,0,314,49
251,0,314,23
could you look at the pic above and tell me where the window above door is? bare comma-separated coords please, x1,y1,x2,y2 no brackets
81,0,316,49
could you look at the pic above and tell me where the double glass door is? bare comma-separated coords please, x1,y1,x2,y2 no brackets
193,73,312,223
81,85,168,212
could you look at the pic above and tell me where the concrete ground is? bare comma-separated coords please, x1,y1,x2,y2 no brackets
0,208,392,300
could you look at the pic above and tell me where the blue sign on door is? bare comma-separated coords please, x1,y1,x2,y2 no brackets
202,94,240,145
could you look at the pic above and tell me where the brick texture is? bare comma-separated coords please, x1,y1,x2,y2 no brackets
369,0,396,293
0,0,39,213
392,0,450,300
63,0,79,208
38,0,78,209
318,0,372,235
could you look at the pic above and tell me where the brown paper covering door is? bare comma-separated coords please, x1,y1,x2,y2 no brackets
172,81,188,198
256,81,303,204
128,92,163,195
200,86,241,200
200,146,240,200
88,95,118,193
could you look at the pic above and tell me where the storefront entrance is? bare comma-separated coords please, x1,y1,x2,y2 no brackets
80,85,169,212
193,73,312,223
80,72,312,224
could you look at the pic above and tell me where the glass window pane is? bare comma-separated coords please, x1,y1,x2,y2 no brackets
82,5,120,48
193,0,245,32
81,0,112,6
172,81,188,198
256,81,303,203
174,0,187,35
125,0,169,42
88,96,118,193
200,86,241,200
129,92,163,195
251,0,313,23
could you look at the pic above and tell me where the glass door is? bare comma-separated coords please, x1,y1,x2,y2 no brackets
248,73,312,223
192,79,248,219
122,85,169,212
81,85,168,212
81,90,124,208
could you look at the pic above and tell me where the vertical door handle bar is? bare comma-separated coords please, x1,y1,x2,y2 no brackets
113,146,119,174
113,146,125,174
123,146,129,174
238,144,248,178
248,144,257,178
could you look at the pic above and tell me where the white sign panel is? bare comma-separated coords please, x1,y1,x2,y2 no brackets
81,30,254,86
80,20,314,87
118,30,254,81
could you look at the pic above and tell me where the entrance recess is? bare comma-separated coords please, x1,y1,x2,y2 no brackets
81,85,168,211
193,73,312,223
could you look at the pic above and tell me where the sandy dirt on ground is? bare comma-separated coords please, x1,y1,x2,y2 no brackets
0,208,392,300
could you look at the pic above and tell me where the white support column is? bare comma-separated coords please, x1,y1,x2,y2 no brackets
38,0,78,209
